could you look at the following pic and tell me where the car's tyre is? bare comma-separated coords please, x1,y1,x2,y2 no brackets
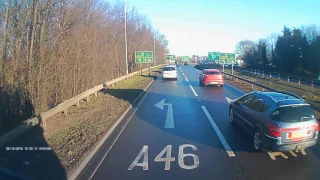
229,108,235,125
220,84,224,87
253,130,263,152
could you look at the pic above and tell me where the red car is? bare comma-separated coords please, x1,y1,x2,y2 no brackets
199,69,224,87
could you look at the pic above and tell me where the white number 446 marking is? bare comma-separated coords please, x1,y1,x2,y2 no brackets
128,144,199,171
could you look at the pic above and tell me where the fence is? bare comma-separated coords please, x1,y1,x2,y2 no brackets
0,64,165,147
239,68,319,88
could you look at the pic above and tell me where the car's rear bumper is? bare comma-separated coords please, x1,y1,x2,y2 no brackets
163,74,177,79
263,134,317,152
204,81,224,85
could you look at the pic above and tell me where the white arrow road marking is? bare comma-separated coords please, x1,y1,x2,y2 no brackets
155,99,174,128
225,97,232,104
201,106,235,157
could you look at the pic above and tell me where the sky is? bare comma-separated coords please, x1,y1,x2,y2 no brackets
113,0,320,56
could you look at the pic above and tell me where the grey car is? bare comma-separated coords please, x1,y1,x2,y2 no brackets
229,90,318,152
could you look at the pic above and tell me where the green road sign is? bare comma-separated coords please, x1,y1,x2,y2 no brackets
135,51,153,63
220,53,236,64
181,56,190,62
166,54,176,60
208,52,220,61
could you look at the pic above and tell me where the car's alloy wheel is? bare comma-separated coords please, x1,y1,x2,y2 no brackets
253,131,262,151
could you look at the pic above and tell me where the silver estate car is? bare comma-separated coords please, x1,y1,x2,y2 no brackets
229,90,318,152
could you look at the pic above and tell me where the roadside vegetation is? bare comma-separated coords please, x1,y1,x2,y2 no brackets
0,0,168,133
235,25,320,78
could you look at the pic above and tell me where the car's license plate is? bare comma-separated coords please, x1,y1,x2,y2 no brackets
291,131,308,138
210,82,218,84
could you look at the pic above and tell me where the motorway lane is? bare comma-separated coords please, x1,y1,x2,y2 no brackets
182,66,320,180
76,66,246,180
240,69,320,89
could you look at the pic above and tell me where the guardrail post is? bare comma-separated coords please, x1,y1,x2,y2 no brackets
86,96,90,102
76,101,80,107
94,91,98,97
237,78,239,83
263,71,264,77
64,108,68,115
312,81,314,88
269,73,271,78
251,84,254,90
262,88,265,91
298,78,300,85
278,74,280,80
287,76,289,82
255,70,257,75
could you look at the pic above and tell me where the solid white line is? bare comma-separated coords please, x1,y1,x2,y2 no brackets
189,84,198,97
185,76,189,82
85,77,157,180
201,106,235,157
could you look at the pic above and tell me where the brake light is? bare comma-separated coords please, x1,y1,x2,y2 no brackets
268,123,281,137
312,123,319,131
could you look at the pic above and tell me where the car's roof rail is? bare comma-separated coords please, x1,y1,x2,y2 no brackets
277,90,304,101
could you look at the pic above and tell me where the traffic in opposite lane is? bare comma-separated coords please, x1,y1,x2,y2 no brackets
74,65,320,180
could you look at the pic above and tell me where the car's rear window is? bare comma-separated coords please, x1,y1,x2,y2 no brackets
270,105,315,122
163,67,176,71
205,71,221,75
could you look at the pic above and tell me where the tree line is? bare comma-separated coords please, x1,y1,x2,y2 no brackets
235,25,320,77
0,0,169,133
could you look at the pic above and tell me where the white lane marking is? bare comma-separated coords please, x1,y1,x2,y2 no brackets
189,84,198,97
185,76,189,82
155,99,174,128
87,77,155,180
128,146,149,170
201,106,235,157
225,97,232,104
181,68,198,97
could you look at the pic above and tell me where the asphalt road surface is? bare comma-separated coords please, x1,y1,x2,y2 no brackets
75,66,320,180
239,69,320,89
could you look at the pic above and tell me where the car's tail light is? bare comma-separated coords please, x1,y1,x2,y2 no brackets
312,123,319,131
268,123,281,137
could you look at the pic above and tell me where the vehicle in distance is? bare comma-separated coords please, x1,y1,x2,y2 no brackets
229,90,318,152
162,65,177,80
199,69,224,87
184,62,188,66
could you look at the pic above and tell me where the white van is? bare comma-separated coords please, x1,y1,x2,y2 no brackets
162,65,178,80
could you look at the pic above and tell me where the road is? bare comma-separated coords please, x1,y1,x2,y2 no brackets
74,66,320,180
239,69,320,89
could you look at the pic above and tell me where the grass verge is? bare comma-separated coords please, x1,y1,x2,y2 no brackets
0,66,163,179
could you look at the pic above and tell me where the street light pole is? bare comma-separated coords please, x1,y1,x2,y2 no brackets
154,36,156,66
124,0,128,74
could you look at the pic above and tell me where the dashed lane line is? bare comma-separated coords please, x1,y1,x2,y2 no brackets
201,106,235,157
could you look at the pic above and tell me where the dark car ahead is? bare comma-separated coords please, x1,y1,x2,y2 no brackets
184,62,188,66
229,90,318,152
